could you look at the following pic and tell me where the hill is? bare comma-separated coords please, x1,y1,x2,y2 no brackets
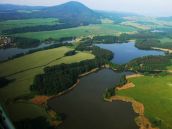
0,1,100,25
41,1,100,24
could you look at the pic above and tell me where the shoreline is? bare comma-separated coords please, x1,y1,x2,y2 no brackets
151,47,172,54
107,95,158,129
106,74,159,129
31,68,152,128
30,67,101,127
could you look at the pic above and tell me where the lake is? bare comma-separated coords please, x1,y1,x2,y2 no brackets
48,69,139,129
96,42,165,64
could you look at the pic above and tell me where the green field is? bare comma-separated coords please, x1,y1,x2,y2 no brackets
160,37,172,43
0,18,59,31
121,21,151,30
124,16,172,29
117,75,172,129
0,46,94,121
15,24,137,41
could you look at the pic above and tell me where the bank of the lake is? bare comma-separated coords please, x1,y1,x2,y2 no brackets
47,69,139,129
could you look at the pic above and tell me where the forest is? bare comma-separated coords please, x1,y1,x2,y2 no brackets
126,55,171,72
31,46,113,95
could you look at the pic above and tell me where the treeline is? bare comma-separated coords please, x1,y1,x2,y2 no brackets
76,37,113,60
135,38,172,50
92,34,129,43
13,37,41,48
2,23,79,34
126,55,171,72
31,44,113,95
5,43,70,62
104,74,127,98
15,117,54,129
0,77,14,88
31,59,106,95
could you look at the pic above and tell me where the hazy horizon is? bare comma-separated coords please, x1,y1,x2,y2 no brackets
0,0,172,17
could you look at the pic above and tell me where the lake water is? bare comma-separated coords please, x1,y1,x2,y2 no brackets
96,42,165,64
0,43,54,61
48,69,139,129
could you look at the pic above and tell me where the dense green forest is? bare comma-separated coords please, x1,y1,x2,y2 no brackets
31,46,113,95
14,37,41,48
15,117,54,129
126,55,171,72
135,38,172,50
31,59,104,95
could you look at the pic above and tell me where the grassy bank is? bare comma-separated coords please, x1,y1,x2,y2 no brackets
117,75,172,129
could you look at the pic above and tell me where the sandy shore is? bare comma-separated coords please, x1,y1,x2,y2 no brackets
152,47,172,54
126,74,144,79
116,82,135,90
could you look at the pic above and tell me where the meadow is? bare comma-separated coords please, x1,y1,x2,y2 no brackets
117,75,172,129
0,18,59,31
0,46,94,121
15,24,137,41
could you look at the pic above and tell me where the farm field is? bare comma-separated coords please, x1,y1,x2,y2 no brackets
0,46,94,121
117,75,172,129
121,21,151,30
15,24,137,41
0,18,59,31
159,37,172,43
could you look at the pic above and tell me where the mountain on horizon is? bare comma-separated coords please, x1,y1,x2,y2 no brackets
0,1,101,25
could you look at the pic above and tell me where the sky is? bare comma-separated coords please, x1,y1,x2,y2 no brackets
0,0,172,17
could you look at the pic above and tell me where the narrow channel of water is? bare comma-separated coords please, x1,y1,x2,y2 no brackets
48,69,139,129
0,43,54,61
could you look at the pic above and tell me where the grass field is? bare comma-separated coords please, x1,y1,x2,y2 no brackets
124,16,172,29
0,18,59,31
167,59,172,70
15,24,137,41
117,75,172,129
160,37,172,43
0,46,94,121
121,21,151,30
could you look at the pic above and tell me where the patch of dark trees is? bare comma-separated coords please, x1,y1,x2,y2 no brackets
31,45,113,95
1,43,71,63
104,74,127,98
126,55,171,72
14,116,54,129
2,22,80,34
135,38,172,50
0,77,14,88
64,50,76,56
13,37,41,49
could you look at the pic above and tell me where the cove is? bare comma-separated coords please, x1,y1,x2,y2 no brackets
48,69,139,129
96,42,165,64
